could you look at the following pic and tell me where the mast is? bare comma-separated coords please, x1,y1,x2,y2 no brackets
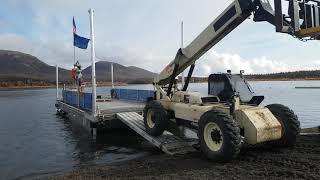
89,8,97,115
56,64,59,100
111,63,114,88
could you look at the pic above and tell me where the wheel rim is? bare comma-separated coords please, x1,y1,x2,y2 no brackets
147,110,155,128
204,122,223,152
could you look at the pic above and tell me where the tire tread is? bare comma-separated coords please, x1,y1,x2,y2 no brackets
198,110,241,162
143,101,168,136
266,104,300,147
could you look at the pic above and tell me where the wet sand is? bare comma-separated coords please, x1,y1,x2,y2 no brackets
43,135,319,180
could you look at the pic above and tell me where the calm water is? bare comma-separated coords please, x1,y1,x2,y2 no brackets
0,81,319,179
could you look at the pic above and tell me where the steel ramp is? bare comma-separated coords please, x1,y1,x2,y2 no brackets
116,112,196,155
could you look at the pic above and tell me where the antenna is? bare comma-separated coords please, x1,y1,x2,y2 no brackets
181,21,185,88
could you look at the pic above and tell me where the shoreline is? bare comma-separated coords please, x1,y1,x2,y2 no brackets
0,83,129,90
0,85,56,90
37,134,319,180
1,79,320,90
247,78,320,81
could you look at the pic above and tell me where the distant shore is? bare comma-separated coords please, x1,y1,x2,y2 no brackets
0,85,56,90
1,78,320,90
246,77,320,81
0,82,128,90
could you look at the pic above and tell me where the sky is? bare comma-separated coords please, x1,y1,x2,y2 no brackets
0,0,319,76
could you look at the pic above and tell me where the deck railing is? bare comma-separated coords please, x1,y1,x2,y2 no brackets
111,89,155,102
62,90,92,111
62,89,153,111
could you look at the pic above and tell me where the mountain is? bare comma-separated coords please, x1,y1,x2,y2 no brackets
4,49,318,87
0,50,70,82
83,61,156,83
0,50,157,86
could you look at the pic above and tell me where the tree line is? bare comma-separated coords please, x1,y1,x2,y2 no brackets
245,70,320,80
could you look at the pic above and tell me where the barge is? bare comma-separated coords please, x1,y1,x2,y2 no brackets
55,88,196,155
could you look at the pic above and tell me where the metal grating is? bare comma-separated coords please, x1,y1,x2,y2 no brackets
116,112,196,155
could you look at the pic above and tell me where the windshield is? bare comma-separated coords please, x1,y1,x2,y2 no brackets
229,75,253,103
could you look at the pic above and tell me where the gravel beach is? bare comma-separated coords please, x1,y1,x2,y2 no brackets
41,135,320,180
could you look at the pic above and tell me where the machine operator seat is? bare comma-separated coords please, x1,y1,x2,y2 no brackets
208,73,264,105
208,74,235,102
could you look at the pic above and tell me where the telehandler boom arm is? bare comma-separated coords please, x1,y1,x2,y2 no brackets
154,0,320,89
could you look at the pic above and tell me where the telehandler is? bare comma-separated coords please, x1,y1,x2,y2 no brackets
144,0,320,162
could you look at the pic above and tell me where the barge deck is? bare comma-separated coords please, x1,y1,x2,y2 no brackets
56,91,196,155
56,98,145,132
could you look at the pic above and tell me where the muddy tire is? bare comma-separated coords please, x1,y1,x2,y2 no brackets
198,110,241,162
266,104,300,147
143,100,168,136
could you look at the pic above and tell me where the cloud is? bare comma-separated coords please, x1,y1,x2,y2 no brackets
95,44,171,73
1,32,319,77
0,33,79,68
314,61,320,65
0,0,234,70
0,34,34,54
0,32,169,71
193,51,320,76
1,0,319,75
95,47,320,76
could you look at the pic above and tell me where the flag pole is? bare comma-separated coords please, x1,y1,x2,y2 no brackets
73,46,76,65
73,41,76,87
73,17,76,66
111,63,114,88
56,64,59,100
89,8,97,116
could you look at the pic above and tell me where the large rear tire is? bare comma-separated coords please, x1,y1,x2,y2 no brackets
266,104,300,147
143,100,168,136
198,110,241,162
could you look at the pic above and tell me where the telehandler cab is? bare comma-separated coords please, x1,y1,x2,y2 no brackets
144,0,320,162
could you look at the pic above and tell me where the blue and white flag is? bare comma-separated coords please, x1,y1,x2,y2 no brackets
73,17,90,49
74,33,90,49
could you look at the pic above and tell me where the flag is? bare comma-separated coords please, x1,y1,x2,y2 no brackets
74,33,90,49
73,17,90,49
73,17,76,33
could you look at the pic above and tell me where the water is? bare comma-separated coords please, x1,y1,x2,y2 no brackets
0,89,150,180
0,81,319,179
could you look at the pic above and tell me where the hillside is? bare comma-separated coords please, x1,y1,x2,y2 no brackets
83,61,156,84
0,50,70,83
1,49,319,88
0,50,157,87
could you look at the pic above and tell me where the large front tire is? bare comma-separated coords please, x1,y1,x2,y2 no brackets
198,110,241,162
266,104,300,147
143,100,168,136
